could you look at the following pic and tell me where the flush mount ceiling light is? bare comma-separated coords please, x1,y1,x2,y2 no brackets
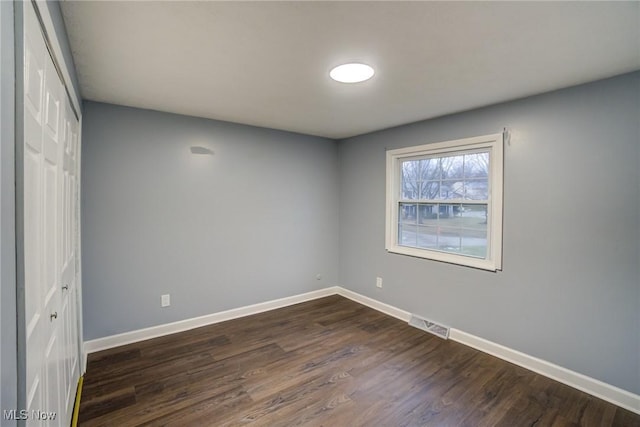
329,63,375,83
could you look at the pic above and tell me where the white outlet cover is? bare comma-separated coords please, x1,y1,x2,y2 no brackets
161,294,170,307
376,277,383,288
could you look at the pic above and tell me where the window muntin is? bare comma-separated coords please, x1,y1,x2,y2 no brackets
386,134,503,271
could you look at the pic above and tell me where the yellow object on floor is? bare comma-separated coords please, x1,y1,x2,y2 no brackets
71,376,84,427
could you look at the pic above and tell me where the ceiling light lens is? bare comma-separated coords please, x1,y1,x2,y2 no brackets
330,63,375,83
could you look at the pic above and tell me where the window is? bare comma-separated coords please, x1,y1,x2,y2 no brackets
385,133,503,271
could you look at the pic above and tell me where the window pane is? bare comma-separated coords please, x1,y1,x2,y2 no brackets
438,204,458,219
399,223,417,247
461,204,487,229
435,204,462,226
422,158,441,180
417,226,438,250
464,179,488,200
414,204,488,258
440,181,464,200
401,160,419,199
437,228,461,252
418,204,437,225
461,228,487,258
399,203,417,224
419,181,439,200
465,152,489,178
441,155,464,179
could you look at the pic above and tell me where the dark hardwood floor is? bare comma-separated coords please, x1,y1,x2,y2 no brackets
79,295,640,426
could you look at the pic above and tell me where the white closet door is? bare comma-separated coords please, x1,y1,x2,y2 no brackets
23,2,79,426
59,98,80,420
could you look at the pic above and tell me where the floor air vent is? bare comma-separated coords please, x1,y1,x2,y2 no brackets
409,314,450,339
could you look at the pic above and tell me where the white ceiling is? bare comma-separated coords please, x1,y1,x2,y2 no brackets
60,1,640,139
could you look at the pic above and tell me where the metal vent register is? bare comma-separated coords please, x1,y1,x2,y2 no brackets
409,314,450,339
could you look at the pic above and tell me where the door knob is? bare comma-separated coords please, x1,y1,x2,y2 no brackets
62,285,69,290
50,312,58,321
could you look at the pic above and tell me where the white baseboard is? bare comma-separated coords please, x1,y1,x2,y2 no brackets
335,287,411,322
448,329,640,415
336,288,640,415
84,287,339,354
82,285,639,415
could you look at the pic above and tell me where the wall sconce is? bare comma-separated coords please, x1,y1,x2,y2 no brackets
190,146,214,155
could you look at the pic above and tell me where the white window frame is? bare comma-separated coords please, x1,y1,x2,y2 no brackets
385,133,503,271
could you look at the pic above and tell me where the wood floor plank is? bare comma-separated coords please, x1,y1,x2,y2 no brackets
79,296,640,426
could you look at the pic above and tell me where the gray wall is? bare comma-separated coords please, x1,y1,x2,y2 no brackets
1,0,17,421
338,72,640,395
81,102,339,340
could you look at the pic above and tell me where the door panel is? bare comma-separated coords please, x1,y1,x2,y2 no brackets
23,2,46,417
60,100,80,415
40,334,61,427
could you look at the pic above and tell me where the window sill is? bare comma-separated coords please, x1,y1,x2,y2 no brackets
386,245,501,272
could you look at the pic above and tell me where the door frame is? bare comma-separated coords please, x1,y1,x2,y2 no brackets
1,0,18,421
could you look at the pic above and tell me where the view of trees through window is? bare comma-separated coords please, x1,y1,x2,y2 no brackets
399,151,490,258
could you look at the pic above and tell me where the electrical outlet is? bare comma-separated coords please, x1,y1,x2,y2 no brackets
376,277,383,288
161,294,170,307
